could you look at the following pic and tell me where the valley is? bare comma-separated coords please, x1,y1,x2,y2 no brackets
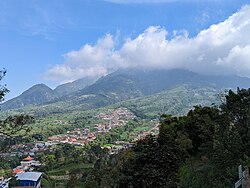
2,2,250,187
1,69,249,187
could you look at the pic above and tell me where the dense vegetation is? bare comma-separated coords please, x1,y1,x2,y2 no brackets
0,85,220,142
83,88,250,187
0,70,34,139
116,85,220,117
2,68,250,187
0,70,34,177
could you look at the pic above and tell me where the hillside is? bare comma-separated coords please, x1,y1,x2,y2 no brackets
1,69,250,112
86,88,250,187
0,84,56,110
79,69,250,96
54,77,97,97
0,85,220,120
116,84,220,117
0,77,96,110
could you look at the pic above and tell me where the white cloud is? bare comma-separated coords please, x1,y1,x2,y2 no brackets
45,5,250,83
45,34,116,83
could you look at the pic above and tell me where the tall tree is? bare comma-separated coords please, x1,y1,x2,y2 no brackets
0,69,9,102
0,69,34,139
220,88,250,155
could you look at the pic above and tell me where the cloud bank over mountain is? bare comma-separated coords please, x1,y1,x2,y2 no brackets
45,5,250,83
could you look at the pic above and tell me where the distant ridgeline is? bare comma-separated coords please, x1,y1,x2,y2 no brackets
1,69,250,117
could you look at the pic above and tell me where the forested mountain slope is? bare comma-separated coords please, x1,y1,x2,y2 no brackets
1,69,250,112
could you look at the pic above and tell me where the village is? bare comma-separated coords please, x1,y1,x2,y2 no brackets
0,108,136,158
0,141,54,159
47,107,136,146
0,108,159,187
0,108,159,161
102,119,159,155
47,108,159,155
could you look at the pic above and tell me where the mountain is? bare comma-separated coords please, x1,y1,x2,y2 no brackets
116,84,220,117
74,68,250,100
1,84,56,110
54,77,97,97
0,84,220,119
1,69,250,112
0,77,97,110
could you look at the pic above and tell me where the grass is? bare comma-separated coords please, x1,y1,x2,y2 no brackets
41,178,53,188
133,126,151,132
103,144,114,147
47,163,93,176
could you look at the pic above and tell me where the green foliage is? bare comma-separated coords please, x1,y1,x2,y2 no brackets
0,71,34,152
3,67,250,187
9,176,20,187
0,69,9,102
85,175,99,188
0,84,221,142
0,115,34,136
221,88,250,155
1,69,229,117
118,135,183,188
1,84,57,110
42,154,56,169
84,88,250,187
116,85,220,118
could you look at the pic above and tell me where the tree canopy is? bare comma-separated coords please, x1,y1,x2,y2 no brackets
0,70,34,138
83,88,250,187
0,69,9,102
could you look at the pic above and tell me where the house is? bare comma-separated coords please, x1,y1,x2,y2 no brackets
13,169,24,175
68,138,77,142
13,172,42,188
13,156,42,173
20,156,35,168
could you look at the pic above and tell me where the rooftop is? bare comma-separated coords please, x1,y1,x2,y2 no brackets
16,172,42,182
23,156,34,161
13,169,24,174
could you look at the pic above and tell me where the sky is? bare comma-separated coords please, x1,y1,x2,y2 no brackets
0,0,250,100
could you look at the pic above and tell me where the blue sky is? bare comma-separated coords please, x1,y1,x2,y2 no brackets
0,0,250,100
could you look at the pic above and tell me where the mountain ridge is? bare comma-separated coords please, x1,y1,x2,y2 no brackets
1,69,250,111
0,77,96,110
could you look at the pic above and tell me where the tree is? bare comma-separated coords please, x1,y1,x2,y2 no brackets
0,115,34,136
220,88,250,155
41,154,56,170
84,88,250,187
117,135,183,188
184,106,219,156
85,175,99,188
0,69,34,148
0,69,9,102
